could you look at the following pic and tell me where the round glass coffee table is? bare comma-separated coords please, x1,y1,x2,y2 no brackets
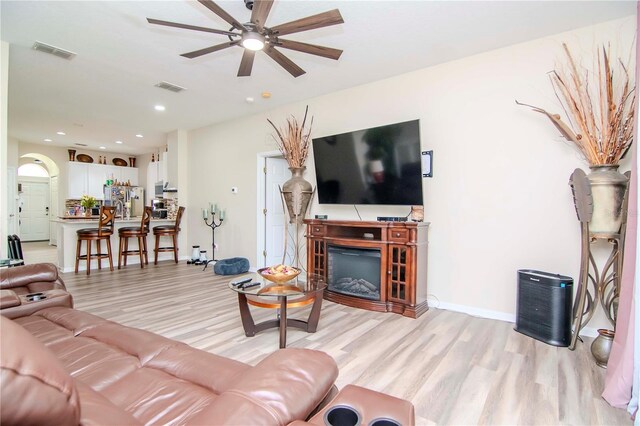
228,273,327,348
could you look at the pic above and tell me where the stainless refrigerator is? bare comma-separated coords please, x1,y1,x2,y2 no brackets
104,185,145,217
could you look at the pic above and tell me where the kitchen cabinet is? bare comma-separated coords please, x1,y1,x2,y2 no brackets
146,152,167,204
67,162,88,199
67,162,138,200
120,167,138,186
87,166,107,199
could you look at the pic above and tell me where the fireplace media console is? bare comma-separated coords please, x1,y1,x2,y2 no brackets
305,219,429,318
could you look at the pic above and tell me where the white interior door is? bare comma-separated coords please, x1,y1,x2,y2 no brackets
7,167,18,236
264,157,289,267
19,178,50,241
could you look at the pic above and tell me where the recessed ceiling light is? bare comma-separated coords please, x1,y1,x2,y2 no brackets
115,140,123,144
245,97,254,104
56,131,66,135
99,146,106,150
135,134,143,138
154,105,165,111
43,138,52,142
261,91,271,99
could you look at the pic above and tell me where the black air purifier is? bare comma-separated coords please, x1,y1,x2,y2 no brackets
515,269,573,347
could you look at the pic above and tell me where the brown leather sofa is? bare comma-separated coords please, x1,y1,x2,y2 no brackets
0,264,414,425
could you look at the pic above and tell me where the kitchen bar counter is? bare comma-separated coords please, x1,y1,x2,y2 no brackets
55,218,175,272
53,216,171,222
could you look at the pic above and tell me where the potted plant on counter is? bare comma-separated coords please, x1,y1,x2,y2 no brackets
80,195,97,217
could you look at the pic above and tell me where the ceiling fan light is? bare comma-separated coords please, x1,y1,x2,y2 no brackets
242,32,265,51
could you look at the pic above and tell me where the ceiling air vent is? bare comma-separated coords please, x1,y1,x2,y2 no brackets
155,81,186,93
32,41,76,60
75,143,88,147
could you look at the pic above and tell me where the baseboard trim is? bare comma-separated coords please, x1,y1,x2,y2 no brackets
59,254,181,273
433,301,598,338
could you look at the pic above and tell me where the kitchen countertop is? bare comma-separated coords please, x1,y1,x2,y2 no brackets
53,216,172,223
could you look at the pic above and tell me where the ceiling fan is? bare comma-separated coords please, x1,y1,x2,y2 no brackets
147,0,344,78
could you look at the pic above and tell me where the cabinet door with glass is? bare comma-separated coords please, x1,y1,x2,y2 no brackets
387,244,415,305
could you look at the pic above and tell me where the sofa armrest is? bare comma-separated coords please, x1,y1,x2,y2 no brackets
302,384,415,426
0,263,68,294
185,348,339,426
0,290,20,309
1,290,73,320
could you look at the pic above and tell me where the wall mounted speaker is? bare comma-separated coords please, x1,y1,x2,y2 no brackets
421,150,433,177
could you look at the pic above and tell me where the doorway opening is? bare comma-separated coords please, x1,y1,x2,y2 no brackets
17,168,50,242
18,153,60,246
256,151,308,270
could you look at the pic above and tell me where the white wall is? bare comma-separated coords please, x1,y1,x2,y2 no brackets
0,41,9,257
186,17,635,330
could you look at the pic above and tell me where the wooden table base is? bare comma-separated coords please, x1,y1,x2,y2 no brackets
237,291,323,348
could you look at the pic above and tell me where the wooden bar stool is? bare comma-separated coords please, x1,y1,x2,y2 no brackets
118,206,152,269
75,206,116,276
153,206,185,265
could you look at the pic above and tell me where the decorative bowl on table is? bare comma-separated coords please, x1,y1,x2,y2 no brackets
258,265,300,284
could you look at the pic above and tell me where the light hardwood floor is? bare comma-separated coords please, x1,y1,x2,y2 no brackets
22,241,58,265
57,261,630,425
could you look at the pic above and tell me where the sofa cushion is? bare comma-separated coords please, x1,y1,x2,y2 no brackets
0,315,80,426
75,381,142,426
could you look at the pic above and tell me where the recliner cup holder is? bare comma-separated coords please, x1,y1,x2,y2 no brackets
324,405,361,426
26,293,47,302
369,418,401,426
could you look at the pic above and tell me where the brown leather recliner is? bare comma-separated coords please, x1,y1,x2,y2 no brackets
0,263,73,319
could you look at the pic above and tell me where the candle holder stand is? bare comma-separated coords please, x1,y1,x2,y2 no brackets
202,212,223,271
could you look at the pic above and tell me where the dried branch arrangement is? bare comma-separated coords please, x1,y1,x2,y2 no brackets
517,43,636,165
267,106,314,168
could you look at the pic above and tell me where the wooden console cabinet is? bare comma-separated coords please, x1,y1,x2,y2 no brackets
304,219,429,318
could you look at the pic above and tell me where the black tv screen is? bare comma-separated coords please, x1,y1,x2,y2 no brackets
312,119,423,206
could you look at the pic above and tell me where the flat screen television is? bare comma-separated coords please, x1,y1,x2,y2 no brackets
312,119,423,205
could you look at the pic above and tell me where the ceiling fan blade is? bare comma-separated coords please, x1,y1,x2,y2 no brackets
264,46,305,78
250,0,274,32
270,9,343,36
237,49,256,77
198,0,247,31
277,39,342,60
147,18,238,37
181,41,238,59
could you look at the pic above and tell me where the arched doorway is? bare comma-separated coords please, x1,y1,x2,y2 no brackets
17,160,50,241
17,153,60,244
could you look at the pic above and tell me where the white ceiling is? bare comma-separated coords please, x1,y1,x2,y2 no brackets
1,1,635,155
